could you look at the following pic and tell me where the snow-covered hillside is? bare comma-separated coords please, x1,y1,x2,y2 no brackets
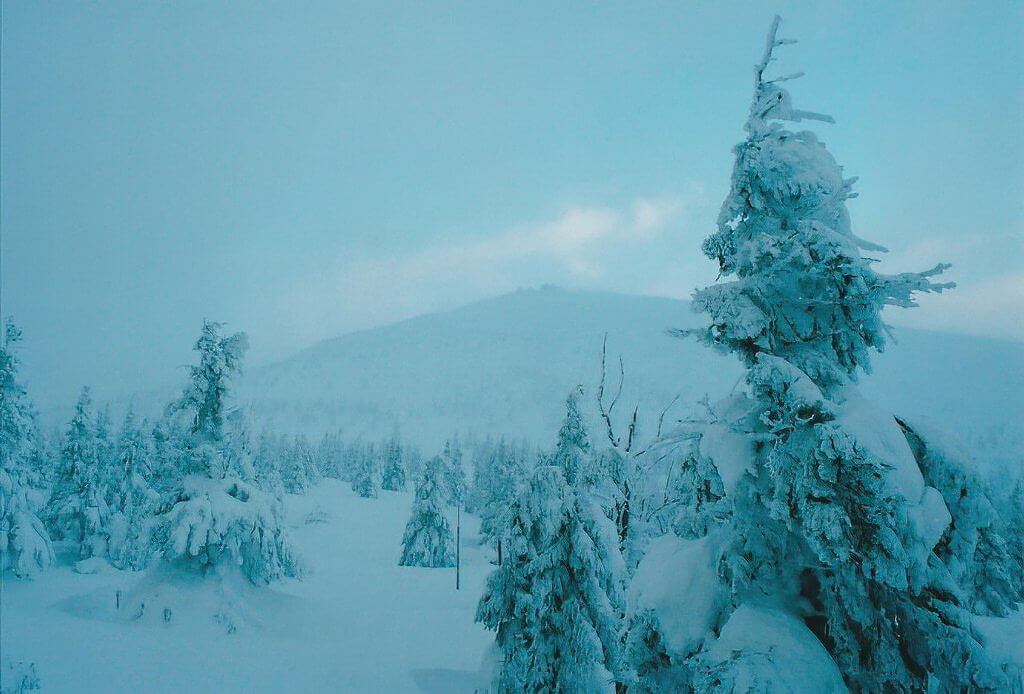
238,286,1023,478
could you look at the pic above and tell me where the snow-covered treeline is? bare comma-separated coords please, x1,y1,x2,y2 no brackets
1,316,523,586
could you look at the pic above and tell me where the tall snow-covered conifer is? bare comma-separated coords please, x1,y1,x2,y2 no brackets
440,435,467,507
630,17,1016,692
149,321,300,586
552,387,591,487
316,431,344,479
380,434,406,492
282,434,319,493
106,408,159,570
398,456,454,568
0,321,54,576
252,429,285,493
48,387,110,560
476,466,623,692
476,439,528,564
350,444,378,498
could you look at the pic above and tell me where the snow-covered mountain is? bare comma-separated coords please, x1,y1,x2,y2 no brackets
239,286,1023,478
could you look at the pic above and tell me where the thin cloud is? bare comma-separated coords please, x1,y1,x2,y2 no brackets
318,194,692,319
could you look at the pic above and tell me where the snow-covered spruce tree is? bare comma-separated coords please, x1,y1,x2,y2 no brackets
465,436,495,514
282,434,319,494
398,456,454,568
251,429,285,494
629,18,1014,692
47,387,111,560
106,408,160,570
476,439,528,564
149,321,300,586
551,385,632,691
551,386,592,487
94,405,116,482
0,321,54,577
380,433,406,492
408,445,426,484
350,442,378,498
146,417,179,495
316,430,344,479
440,435,467,507
223,409,259,484
476,466,624,692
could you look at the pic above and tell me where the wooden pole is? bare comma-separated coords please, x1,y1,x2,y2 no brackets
456,503,461,590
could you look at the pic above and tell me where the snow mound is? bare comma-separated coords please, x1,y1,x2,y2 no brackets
701,395,759,497
835,389,924,502
704,604,848,693
72,557,111,575
836,390,955,560
118,561,266,633
629,533,726,656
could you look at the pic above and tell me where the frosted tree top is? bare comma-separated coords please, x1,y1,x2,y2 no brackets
688,16,953,391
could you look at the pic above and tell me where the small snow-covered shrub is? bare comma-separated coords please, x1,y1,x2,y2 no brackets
303,505,329,525
1,661,41,693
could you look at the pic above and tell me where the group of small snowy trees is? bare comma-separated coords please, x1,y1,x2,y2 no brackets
46,388,160,567
473,18,1023,693
247,429,422,498
2,319,305,591
2,303,473,587
339,434,426,499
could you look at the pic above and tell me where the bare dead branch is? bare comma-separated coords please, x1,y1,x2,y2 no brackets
625,404,639,453
610,356,625,418
597,334,619,448
656,394,681,440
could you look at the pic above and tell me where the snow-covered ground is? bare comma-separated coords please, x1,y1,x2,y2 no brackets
4,478,1024,692
2,481,493,693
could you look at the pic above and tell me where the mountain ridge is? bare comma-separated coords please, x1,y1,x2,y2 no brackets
236,286,1022,480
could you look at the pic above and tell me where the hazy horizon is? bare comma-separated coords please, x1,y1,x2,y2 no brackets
4,1,1021,409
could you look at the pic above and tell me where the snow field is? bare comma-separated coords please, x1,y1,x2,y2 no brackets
2,480,492,693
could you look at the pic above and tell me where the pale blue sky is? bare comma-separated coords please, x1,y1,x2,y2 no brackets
3,1,1022,408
